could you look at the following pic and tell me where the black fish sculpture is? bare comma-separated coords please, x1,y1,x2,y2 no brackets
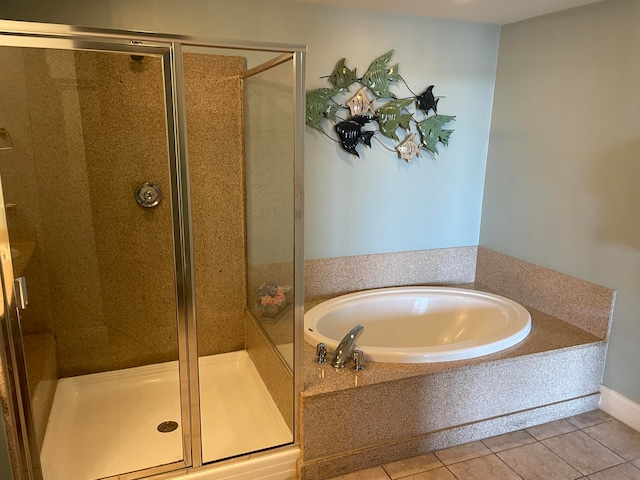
416,85,439,115
334,115,376,157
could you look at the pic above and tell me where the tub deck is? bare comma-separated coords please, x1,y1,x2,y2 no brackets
302,299,602,396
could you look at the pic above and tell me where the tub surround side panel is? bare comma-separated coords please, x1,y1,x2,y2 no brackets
304,246,477,300
300,342,606,463
475,247,615,339
299,394,600,480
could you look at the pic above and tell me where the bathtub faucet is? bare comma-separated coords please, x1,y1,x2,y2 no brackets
331,324,364,368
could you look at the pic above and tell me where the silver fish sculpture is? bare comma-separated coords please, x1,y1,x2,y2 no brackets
396,133,422,163
346,87,376,117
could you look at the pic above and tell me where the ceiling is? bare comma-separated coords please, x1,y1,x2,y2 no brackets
291,0,603,25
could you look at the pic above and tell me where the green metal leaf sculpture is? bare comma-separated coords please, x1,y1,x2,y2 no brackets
417,115,456,155
360,50,400,98
376,99,414,141
328,58,358,91
306,88,340,132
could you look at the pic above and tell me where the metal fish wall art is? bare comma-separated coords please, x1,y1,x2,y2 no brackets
334,115,375,158
360,50,401,99
346,87,376,117
376,99,414,141
328,58,358,91
416,85,439,115
396,133,421,163
305,50,456,164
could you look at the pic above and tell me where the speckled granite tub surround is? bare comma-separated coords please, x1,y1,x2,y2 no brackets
298,247,615,480
304,246,478,299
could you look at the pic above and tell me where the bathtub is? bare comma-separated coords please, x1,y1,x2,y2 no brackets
304,287,531,363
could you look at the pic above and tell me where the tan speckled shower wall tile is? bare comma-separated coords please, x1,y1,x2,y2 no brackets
184,53,248,358
475,248,615,339
304,246,477,300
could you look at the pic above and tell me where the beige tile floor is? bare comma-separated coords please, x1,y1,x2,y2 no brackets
328,410,640,480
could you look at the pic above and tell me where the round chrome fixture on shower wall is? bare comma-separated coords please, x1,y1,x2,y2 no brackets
135,182,161,208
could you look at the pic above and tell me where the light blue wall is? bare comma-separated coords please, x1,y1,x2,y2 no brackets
480,0,640,404
0,0,501,259
302,15,499,258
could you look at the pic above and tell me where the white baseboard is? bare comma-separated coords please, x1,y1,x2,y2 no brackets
600,385,640,432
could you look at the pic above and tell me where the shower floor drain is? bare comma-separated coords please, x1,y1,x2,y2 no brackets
157,421,179,433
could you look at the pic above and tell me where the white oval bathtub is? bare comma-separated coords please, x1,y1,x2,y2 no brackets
304,287,531,363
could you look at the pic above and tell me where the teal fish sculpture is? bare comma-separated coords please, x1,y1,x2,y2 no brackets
375,98,414,141
306,88,340,132
328,58,358,91
417,115,456,155
360,50,401,98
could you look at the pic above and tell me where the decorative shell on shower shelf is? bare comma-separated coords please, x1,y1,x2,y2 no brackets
306,50,456,163
256,283,293,319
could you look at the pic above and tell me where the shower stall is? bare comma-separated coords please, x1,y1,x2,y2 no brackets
0,20,304,480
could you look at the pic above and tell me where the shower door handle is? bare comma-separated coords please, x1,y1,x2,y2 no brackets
14,276,28,310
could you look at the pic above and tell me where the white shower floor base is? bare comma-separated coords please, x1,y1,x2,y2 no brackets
40,351,292,480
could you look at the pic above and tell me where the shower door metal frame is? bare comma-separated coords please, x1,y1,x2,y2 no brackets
166,38,306,471
0,19,306,480
0,28,193,480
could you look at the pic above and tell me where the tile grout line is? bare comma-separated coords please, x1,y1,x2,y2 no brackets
578,419,629,461
575,417,640,475
550,429,627,476
443,454,526,480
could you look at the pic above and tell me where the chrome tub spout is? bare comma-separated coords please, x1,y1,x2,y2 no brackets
331,324,364,368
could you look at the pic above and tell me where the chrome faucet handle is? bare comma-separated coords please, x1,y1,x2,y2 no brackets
353,349,365,370
316,343,327,363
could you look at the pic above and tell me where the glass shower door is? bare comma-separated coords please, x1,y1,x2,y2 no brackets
0,42,188,480
181,46,296,464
